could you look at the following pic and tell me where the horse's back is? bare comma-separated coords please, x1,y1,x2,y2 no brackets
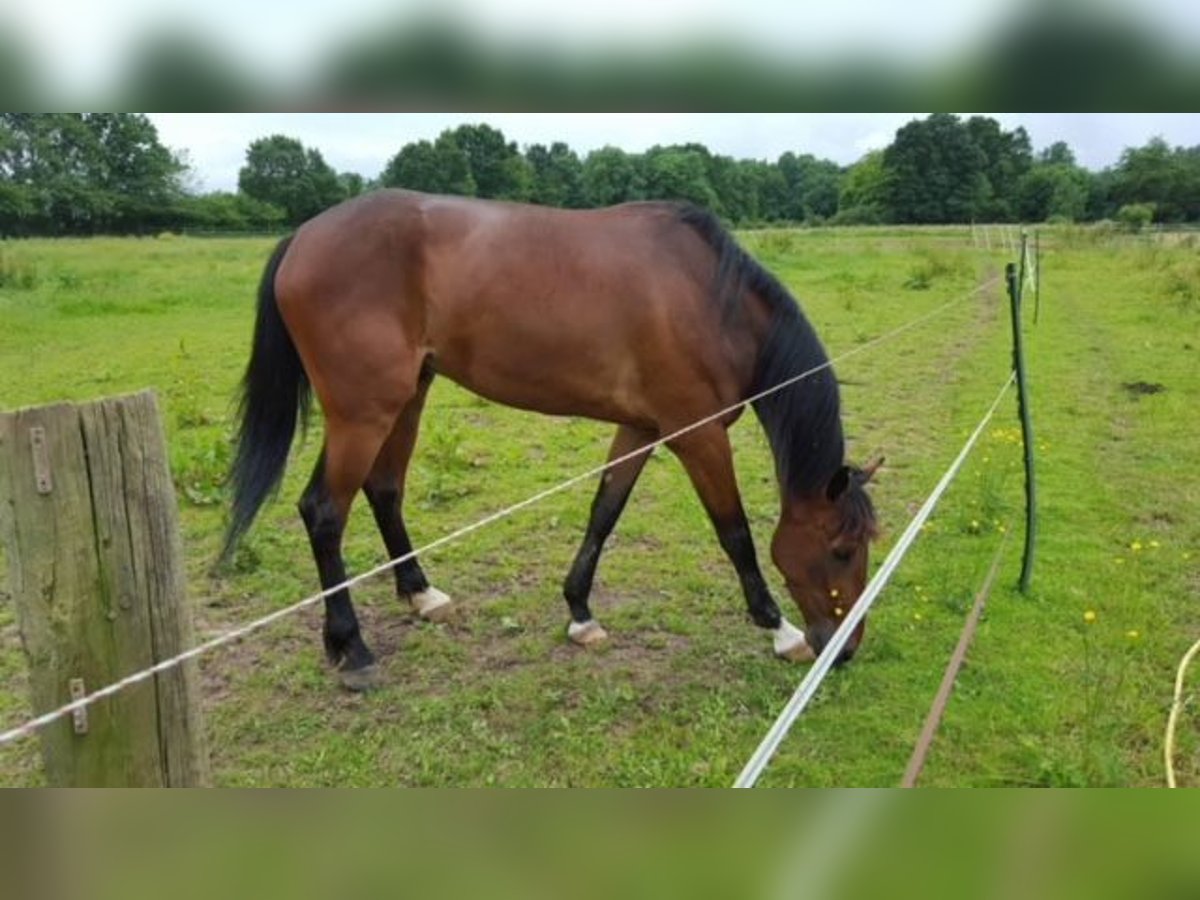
277,191,741,427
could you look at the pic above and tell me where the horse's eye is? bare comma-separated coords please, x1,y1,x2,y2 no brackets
832,546,854,563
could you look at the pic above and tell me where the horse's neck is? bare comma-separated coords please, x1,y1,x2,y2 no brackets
747,299,844,501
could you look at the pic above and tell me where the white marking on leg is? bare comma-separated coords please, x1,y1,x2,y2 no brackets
773,617,815,662
567,619,608,646
410,586,453,621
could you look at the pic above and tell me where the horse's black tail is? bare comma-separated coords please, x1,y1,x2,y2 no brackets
221,235,309,563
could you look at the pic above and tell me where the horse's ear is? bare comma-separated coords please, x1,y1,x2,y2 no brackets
826,465,851,501
859,456,885,483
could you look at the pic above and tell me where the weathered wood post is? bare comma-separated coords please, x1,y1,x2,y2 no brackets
0,390,209,785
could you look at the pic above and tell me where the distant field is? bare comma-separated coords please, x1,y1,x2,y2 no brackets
1,225,1197,786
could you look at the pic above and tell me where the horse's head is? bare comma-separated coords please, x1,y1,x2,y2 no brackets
771,457,882,664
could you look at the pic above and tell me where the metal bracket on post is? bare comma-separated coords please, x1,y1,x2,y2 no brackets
30,426,52,495
69,678,88,735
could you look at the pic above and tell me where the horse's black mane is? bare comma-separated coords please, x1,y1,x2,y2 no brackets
673,205,873,531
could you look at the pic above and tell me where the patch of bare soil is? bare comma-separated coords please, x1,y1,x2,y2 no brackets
1121,380,1166,398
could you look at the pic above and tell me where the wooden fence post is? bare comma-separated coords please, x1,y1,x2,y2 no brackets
0,390,209,786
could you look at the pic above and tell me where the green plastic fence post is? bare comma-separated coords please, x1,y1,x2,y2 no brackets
1034,230,1041,325
1006,260,1037,593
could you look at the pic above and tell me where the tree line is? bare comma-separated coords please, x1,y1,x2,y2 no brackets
3,113,1199,237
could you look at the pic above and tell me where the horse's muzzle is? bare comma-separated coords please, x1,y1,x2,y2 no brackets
808,620,863,666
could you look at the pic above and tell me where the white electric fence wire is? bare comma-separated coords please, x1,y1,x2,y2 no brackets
732,373,1016,788
0,278,997,749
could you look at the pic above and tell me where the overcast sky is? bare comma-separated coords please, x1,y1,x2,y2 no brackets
149,113,1200,194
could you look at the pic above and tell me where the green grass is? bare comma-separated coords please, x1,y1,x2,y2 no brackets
1,227,1197,786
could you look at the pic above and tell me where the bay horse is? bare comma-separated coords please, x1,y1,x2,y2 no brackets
223,190,879,690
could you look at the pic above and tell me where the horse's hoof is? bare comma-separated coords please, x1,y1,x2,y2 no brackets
338,664,381,692
567,619,608,646
773,619,815,663
409,586,454,622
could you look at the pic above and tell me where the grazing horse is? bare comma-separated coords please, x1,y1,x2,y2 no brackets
224,190,879,690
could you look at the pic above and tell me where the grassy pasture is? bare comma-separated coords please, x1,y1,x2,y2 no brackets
0,225,1197,787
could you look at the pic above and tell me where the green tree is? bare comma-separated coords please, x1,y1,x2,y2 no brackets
639,145,719,210
802,165,841,221
1177,147,1200,222
1017,163,1091,222
705,155,756,223
1,114,101,233
238,135,345,226
1116,202,1155,231
338,172,365,198
775,152,806,220
1110,137,1200,223
581,146,643,206
883,114,987,223
1,113,185,234
837,150,888,224
179,192,286,231
965,116,1031,221
451,123,530,200
84,113,186,232
750,160,790,222
1039,141,1076,166
381,134,474,195
1086,168,1117,221
777,151,842,222
525,142,584,208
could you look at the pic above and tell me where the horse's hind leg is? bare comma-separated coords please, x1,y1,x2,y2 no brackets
299,416,398,691
563,425,657,645
361,364,452,621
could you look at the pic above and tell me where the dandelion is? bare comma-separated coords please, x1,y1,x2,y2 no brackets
1114,557,1125,565
1127,630,1140,640
1130,540,1142,552
913,612,923,621
1149,540,1160,549
1083,610,1097,623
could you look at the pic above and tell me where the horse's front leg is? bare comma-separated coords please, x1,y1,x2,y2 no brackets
666,423,814,662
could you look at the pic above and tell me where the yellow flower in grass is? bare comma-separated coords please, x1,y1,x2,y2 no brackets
1130,540,1143,552
1127,630,1140,640
1083,610,1097,624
